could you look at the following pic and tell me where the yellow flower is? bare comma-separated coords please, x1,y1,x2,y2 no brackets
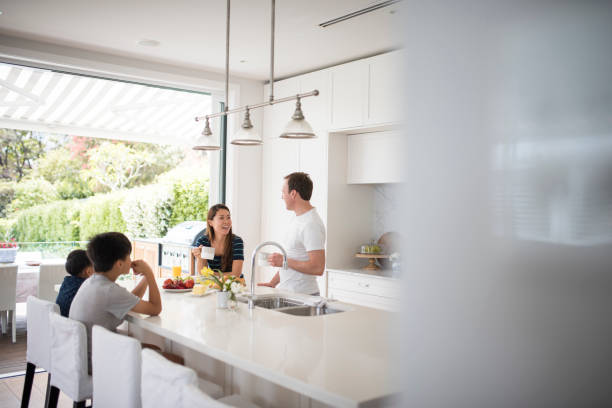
201,267,214,277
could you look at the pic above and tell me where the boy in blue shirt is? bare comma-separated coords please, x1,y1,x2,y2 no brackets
55,249,93,317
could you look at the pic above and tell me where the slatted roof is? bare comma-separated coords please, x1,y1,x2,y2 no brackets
0,63,211,145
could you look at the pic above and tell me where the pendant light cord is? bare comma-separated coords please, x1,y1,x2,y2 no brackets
225,0,230,112
269,0,275,102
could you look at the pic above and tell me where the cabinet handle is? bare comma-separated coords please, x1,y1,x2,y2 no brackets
358,282,370,288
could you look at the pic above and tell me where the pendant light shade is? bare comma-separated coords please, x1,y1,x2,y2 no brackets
280,97,316,139
193,118,221,151
231,108,263,145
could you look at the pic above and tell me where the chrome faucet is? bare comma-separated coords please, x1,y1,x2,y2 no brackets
249,241,288,309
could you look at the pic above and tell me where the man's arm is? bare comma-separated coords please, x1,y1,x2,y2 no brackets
268,250,326,276
258,271,280,287
130,260,162,316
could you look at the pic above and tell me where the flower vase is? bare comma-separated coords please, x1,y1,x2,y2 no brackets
217,291,231,309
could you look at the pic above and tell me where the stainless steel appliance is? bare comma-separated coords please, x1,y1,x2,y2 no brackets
159,221,207,275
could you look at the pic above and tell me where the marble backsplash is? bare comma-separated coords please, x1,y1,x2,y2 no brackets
372,184,402,241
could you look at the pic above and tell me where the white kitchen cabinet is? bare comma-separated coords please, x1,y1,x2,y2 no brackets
347,130,403,184
330,60,368,130
366,52,401,126
327,269,399,311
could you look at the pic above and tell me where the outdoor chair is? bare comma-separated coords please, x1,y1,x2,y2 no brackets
48,312,92,408
21,296,60,408
38,261,68,303
0,264,18,343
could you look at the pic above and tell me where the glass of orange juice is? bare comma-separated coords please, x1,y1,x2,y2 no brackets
172,265,182,278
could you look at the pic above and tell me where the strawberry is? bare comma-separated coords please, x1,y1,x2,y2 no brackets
184,279,194,289
163,279,173,289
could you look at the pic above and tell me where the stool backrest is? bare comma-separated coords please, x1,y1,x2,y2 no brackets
141,348,197,408
92,325,141,408
49,312,92,401
26,296,60,368
38,262,67,302
0,265,17,310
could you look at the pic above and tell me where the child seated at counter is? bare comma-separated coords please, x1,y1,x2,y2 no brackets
69,232,168,370
55,249,93,317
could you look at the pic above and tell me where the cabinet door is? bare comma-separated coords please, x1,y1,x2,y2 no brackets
366,52,401,125
347,131,403,184
330,61,367,130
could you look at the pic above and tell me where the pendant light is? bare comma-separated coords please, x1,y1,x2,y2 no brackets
193,117,221,151
231,107,263,145
279,95,317,139
192,0,319,149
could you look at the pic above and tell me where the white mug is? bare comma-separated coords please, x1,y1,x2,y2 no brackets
200,246,215,260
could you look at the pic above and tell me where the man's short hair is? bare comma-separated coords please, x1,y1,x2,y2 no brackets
65,249,92,277
87,232,132,273
285,172,313,201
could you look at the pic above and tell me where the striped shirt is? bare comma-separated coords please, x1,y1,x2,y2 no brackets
195,233,244,272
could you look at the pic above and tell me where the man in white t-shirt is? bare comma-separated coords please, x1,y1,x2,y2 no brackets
259,172,326,295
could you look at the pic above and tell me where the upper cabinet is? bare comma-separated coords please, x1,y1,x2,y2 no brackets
330,51,402,131
347,131,403,184
330,60,368,130
366,52,401,126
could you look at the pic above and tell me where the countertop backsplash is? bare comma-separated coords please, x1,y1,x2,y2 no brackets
372,184,401,241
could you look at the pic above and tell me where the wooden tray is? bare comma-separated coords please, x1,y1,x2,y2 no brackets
355,253,389,270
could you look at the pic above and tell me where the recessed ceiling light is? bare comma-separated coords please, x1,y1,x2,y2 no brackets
0,11,3,16
137,39,160,47
240,59,247,63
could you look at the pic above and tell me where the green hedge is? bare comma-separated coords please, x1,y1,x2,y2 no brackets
8,178,209,242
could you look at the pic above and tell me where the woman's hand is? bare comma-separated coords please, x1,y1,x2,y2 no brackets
192,245,203,258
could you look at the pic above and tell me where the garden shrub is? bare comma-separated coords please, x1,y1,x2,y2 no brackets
0,181,15,218
7,178,59,214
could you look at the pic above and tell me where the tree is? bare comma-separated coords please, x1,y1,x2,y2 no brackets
85,142,155,192
33,147,92,199
0,129,45,181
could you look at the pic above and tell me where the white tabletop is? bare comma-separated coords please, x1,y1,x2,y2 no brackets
125,282,399,407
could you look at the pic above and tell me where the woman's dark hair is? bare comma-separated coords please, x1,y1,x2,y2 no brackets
87,232,132,273
285,172,313,201
65,249,92,277
206,204,233,271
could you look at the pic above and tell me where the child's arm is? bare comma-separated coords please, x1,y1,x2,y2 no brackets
130,260,162,316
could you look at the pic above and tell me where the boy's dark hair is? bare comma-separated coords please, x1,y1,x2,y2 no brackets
87,232,132,273
65,249,92,277
285,172,313,201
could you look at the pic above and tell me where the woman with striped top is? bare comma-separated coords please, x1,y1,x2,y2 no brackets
192,204,244,278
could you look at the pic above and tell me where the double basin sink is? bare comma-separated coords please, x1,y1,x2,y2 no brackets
237,295,344,316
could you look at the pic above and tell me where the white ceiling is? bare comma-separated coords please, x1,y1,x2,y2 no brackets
0,0,401,81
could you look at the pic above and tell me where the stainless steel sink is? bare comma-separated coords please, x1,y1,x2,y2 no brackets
237,295,304,309
277,305,344,316
236,295,345,316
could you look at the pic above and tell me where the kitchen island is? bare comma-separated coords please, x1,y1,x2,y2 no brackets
125,284,399,408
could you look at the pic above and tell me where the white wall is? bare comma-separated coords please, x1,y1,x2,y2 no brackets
0,34,264,273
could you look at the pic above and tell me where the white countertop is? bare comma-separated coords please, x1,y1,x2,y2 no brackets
125,283,398,407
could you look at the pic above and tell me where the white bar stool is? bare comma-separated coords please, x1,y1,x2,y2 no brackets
47,312,92,408
92,325,142,408
21,296,60,408
141,349,260,408
0,264,17,343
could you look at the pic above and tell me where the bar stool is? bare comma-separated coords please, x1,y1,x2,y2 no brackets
141,349,260,408
21,296,60,408
0,264,17,343
92,325,142,408
47,312,92,408
182,384,261,408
